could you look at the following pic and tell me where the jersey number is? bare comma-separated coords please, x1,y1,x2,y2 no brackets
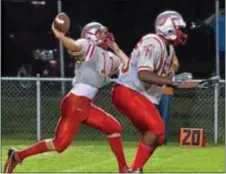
121,38,145,73
85,43,95,61
100,52,113,74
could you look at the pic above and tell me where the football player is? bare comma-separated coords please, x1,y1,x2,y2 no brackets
109,10,192,172
4,21,129,173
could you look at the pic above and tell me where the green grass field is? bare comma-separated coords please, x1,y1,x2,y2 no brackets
1,140,225,173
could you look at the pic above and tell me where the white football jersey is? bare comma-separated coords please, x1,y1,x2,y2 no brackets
116,34,175,104
71,39,120,88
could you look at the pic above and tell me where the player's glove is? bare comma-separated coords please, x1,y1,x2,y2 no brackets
172,72,193,87
197,76,220,88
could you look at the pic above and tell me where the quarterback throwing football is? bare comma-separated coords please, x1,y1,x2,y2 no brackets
4,19,129,173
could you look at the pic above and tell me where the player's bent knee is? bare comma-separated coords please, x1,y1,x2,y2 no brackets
106,120,122,135
114,123,122,133
150,119,165,136
112,119,122,133
53,137,72,153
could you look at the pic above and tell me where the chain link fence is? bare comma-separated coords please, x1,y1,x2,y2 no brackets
169,83,225,143
218,83,225,142
1,78,225,143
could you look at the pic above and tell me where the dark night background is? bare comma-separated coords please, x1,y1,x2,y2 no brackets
2,0,225,78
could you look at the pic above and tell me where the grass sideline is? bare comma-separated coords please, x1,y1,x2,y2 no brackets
1,140,224,173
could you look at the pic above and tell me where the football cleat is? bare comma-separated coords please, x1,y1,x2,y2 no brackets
4,148,21,173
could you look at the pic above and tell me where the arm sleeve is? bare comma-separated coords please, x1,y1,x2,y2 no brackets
137,42,162,72
68,39,92,57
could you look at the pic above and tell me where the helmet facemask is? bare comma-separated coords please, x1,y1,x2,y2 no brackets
170,25,188,46
95,27,110,49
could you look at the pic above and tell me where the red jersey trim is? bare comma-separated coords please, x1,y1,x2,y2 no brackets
138,66,153,72
85,43,95,60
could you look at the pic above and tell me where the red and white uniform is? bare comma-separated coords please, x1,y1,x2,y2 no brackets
116,34,175,104
47,39,123,155
112,34,175,140
70,38,120,100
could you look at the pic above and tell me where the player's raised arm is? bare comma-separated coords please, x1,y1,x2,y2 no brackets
52,24,82,53
107,36,129,67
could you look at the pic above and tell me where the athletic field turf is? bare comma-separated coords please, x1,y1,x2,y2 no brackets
1,140,224,172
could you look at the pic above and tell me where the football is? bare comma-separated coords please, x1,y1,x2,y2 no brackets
53,12,70,33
